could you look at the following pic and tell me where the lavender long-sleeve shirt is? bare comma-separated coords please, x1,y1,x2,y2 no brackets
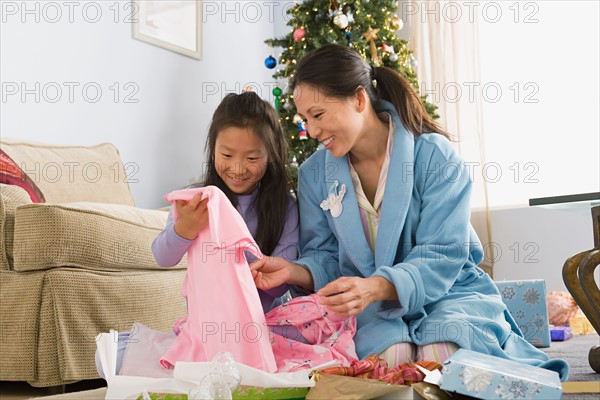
152,190,299,312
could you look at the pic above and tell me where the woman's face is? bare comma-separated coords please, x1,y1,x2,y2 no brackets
293,84,365,158
214,127,268,195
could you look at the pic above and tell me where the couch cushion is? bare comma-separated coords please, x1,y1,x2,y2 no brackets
0,139,134,206
12,202,186,272
0,184,32,270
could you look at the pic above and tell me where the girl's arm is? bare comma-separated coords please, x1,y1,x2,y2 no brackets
153,193,208,267
151,209,193,267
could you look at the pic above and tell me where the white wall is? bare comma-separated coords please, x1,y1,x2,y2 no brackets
1,0,290,209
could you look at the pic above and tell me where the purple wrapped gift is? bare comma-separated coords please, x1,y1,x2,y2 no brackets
550,325,573,341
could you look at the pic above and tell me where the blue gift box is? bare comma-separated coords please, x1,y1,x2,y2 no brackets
495,279,551,348
440,349,562,400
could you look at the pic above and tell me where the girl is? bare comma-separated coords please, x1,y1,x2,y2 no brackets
250,44,568,379
96,92,298,379
152,91,298,312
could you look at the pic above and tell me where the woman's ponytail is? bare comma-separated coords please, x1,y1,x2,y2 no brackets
374,66,449,138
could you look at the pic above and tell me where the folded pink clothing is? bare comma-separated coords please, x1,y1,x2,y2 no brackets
265,294,358,372
160,186,277,373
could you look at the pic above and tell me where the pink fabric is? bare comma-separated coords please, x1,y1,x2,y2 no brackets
160,186,277,373
119,322,176,378
265,294,358,372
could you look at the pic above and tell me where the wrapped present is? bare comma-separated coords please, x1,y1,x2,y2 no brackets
546,290,578,326
495,279,551,347
570,309,597,335
440,349,562,400
550,325,573,341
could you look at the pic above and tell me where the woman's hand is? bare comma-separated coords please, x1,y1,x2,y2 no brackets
250,256,314,292
173,193,208,240
317,276,397,317
250,256,291,290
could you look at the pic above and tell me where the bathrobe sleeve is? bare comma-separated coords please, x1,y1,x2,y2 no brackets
372,135,476,319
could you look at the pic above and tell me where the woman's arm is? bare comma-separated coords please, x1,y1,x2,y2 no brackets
371,136,480,319
293,157,343,291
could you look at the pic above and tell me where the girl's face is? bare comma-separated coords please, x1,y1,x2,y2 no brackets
214,127,268,195
293,84,365,158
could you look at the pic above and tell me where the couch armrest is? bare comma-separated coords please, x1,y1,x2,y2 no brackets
0,184,32,270
12,202,187,272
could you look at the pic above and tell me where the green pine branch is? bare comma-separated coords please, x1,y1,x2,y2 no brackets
265,0,439,189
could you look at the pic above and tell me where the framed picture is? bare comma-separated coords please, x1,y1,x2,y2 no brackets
132,0,202,60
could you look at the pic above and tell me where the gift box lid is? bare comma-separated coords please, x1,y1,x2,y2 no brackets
440,349,562,400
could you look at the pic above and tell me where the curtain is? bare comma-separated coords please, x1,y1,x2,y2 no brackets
404,0,495,276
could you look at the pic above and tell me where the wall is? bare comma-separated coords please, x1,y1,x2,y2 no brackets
472,203,598,292
1,0,290,209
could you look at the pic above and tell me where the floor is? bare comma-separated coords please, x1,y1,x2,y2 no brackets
1,335,598,399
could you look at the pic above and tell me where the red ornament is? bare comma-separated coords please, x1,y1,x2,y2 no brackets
293,28,306,42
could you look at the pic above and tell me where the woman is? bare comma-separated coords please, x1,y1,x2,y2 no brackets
251,44,568,379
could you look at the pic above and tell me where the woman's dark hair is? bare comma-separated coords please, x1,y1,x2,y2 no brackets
290,43,449,138
203,92,292,255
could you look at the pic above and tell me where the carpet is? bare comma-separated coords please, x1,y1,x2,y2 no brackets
543,333,600,399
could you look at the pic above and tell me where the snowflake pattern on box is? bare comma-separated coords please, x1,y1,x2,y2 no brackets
495,376,543,399
523,288,541,305
495,280,551,348
502,287,516,300
460,366,493,392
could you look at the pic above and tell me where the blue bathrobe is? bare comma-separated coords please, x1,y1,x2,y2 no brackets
295,100,569,380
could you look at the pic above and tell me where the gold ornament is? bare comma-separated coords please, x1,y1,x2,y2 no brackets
362,26,380,66
390,15,403,31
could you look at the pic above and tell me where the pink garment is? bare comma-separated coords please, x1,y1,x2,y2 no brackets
160,186,277,373
265,294,358,372
119,322,176,378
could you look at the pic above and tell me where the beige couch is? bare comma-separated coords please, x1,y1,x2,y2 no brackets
0,139,187,387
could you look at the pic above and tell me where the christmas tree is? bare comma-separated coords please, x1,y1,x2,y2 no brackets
264,0,438,188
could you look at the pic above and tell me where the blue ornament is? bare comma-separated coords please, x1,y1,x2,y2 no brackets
264,55,277,69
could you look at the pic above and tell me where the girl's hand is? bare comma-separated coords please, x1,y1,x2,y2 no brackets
317,276,395,317
249,256,292,291
173,193,208,240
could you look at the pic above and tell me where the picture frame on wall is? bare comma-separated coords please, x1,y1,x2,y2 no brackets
132,0,202,60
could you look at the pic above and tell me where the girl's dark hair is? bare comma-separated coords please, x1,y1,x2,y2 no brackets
203,92,292,255
291,43,449,138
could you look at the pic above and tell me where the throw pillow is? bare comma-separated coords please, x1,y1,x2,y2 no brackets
0,149,46,203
